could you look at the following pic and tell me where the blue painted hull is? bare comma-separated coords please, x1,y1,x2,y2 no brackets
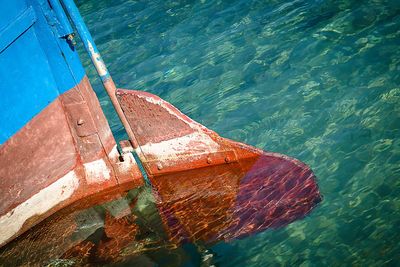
0,0,85,144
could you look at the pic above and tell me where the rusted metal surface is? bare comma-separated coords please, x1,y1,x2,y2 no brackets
0,98,77,217
0,84,321,262
0,153,320,265
78,77,120,154
60,0,140,149
116,89,242,176
0,77,321,262
0,77,144,248
63,102,97,137
103,78,140,148
116,89,322,243
119,140,134,154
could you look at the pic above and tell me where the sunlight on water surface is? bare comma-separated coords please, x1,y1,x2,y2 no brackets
74,0,400,266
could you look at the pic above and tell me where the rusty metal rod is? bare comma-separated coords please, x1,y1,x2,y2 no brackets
60,0,139,148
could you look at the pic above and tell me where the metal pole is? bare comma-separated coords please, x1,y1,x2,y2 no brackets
60,0,139,148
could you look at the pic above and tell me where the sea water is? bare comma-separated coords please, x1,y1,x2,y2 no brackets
76,0,400,266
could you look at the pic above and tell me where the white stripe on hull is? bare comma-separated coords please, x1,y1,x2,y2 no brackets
0,170,79,245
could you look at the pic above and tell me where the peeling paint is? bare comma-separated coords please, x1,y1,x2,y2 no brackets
138,132,220,160
135,93,210,132
87,41,108,77
0,170,79,245
108,145,120,162
83,159,111,184
118,152,138,174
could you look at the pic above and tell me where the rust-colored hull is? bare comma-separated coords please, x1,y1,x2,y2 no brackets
0,77,144,247
116,89,322,244
1,88,321,265
0,83,321,263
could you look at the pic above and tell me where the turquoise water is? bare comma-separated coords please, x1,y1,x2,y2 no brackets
77,0,400,266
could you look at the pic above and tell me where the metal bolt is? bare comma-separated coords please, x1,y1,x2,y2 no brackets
225,156,230,163
67,33,77,46
77,118,85,126
157,163,163,170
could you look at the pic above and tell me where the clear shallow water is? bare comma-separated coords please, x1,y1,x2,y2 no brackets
76,0,400,266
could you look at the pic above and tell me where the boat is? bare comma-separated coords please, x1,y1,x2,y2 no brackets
0,0,321,263
0,0,144,248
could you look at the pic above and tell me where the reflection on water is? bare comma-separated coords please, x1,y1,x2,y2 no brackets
0,150,320,265
154,153,320,244
0,187,171,266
